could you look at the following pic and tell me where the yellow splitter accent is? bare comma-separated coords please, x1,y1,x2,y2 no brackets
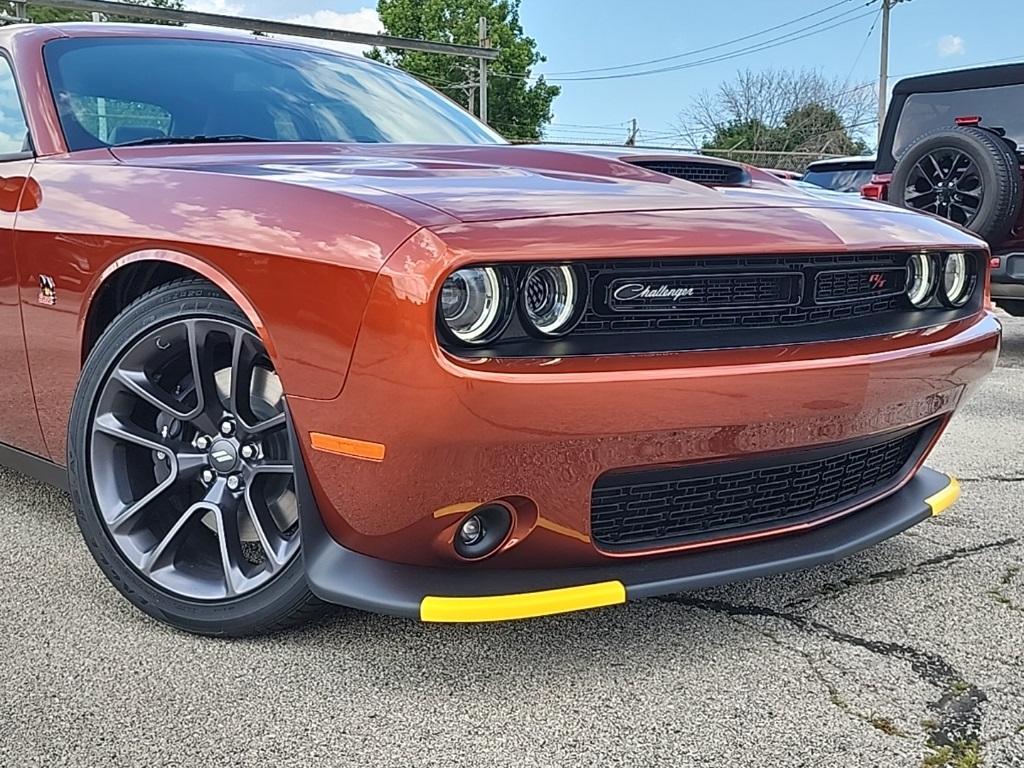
420,581,627,623
925,475,960,516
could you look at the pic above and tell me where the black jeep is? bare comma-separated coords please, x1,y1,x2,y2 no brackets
865,63,1024,316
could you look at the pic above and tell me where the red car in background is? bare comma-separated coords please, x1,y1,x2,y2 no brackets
0,24,996,635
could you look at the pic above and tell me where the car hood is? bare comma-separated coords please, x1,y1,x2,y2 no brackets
110,143,897,225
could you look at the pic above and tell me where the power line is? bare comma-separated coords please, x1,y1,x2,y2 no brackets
541,0,862,77
497,7,878,83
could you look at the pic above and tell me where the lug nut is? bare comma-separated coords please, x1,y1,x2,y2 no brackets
195,435,210,450
201,469,215,484
240,444,257,460
220,421,235,436
226,475,242,492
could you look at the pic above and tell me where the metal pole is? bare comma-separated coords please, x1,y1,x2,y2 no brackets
877,0,891,142
13,2,27,18
35,0,499,60
477,17,489,124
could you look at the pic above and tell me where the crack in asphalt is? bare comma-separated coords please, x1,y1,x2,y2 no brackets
958,475,1024,483
658,596,987,761
782,538,1020,611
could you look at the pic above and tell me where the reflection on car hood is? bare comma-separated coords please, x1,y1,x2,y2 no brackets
112,142,915,224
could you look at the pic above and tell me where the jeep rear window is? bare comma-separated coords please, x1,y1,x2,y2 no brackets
43,37,504,150
894,84,1024,157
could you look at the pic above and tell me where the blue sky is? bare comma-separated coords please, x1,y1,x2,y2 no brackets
187,0,1024,149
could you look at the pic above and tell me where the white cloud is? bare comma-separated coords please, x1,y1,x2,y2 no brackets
181,4,383,55
937,34,965,57
282,9,383,56
186,0,245,14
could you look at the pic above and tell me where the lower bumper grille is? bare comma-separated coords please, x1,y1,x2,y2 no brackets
591,423,937,551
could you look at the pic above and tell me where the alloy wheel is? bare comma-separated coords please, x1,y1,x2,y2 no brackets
902,148,984,226
89,318,300,601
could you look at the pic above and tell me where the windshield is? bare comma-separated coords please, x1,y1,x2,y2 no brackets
803,168,874,193
43,37,504,150
894,84,1024,157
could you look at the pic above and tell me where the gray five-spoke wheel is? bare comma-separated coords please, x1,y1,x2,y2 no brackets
903,147,984,226
89,317,299,600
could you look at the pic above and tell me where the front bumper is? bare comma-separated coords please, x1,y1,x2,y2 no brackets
295,453,959,621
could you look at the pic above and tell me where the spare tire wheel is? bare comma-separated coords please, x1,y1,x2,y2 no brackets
891,125,1022,244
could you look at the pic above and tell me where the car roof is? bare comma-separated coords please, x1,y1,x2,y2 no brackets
893,61,1024,95
806,155,875,170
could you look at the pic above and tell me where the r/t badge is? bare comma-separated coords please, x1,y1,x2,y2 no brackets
38,275,57,306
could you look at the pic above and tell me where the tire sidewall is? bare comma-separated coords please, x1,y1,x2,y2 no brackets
68,281,314,636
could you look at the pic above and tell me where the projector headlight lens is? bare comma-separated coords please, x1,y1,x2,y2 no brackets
939,252,973,308
439,267,506,344
521,265,581,336
907,253,937,308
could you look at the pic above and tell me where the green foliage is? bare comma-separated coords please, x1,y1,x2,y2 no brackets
367,0,559,141
5,0,185,25
702,103,868,170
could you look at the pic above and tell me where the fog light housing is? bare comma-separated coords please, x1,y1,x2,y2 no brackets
454,504,512,560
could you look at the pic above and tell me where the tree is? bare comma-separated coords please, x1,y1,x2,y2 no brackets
681,68,873,169
5,0,184,25
367,0,559,142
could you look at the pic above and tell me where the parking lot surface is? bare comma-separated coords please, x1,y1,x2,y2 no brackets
2,315,1022,768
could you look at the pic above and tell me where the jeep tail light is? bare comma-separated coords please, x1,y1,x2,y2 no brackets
955,115,982,126
861,182,885,200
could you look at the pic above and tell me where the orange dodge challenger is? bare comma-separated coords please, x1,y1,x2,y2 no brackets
0,24,999,635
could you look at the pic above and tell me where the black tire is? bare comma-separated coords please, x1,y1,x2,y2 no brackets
68,278,325,636
891,126,1022,244
995,298,1024,317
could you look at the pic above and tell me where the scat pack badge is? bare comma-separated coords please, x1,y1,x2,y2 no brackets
38,275,57,306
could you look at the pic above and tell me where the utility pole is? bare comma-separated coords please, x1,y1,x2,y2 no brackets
625,118,638,146
877,0,909,141
478,16,489,124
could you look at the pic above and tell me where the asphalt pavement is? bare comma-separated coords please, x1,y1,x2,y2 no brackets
2,315,1023,768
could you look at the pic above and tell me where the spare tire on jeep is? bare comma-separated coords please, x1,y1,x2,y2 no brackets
890,125,1022,244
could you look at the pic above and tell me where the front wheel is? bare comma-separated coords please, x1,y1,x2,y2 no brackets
68,278,324,635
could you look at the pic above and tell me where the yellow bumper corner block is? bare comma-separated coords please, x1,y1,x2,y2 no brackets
925,475,960,516
420,581,627,623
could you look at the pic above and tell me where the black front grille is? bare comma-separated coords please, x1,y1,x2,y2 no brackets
815,267,907,303
627,159,750,186
439,251,983,358
578,253,913,340
591,424,933,551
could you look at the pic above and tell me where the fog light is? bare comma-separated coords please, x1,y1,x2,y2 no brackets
454,504,513,560
459,515,484,545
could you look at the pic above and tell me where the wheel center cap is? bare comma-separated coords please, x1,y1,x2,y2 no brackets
209,440,239,473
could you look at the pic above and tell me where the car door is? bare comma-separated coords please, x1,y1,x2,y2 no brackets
0,53,46,458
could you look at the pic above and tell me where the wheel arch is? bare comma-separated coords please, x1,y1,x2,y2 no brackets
80,249,274,365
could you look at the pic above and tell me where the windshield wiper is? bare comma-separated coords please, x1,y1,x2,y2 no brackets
114,134,274,147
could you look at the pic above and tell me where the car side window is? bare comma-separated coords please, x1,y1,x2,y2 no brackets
0,57,30,156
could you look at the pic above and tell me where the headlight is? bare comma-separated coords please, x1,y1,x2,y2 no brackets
906,253,936,308
439,267,507,344
938,252,974,308
521,265,581,336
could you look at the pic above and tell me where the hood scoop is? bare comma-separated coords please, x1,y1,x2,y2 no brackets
625,159,751,187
